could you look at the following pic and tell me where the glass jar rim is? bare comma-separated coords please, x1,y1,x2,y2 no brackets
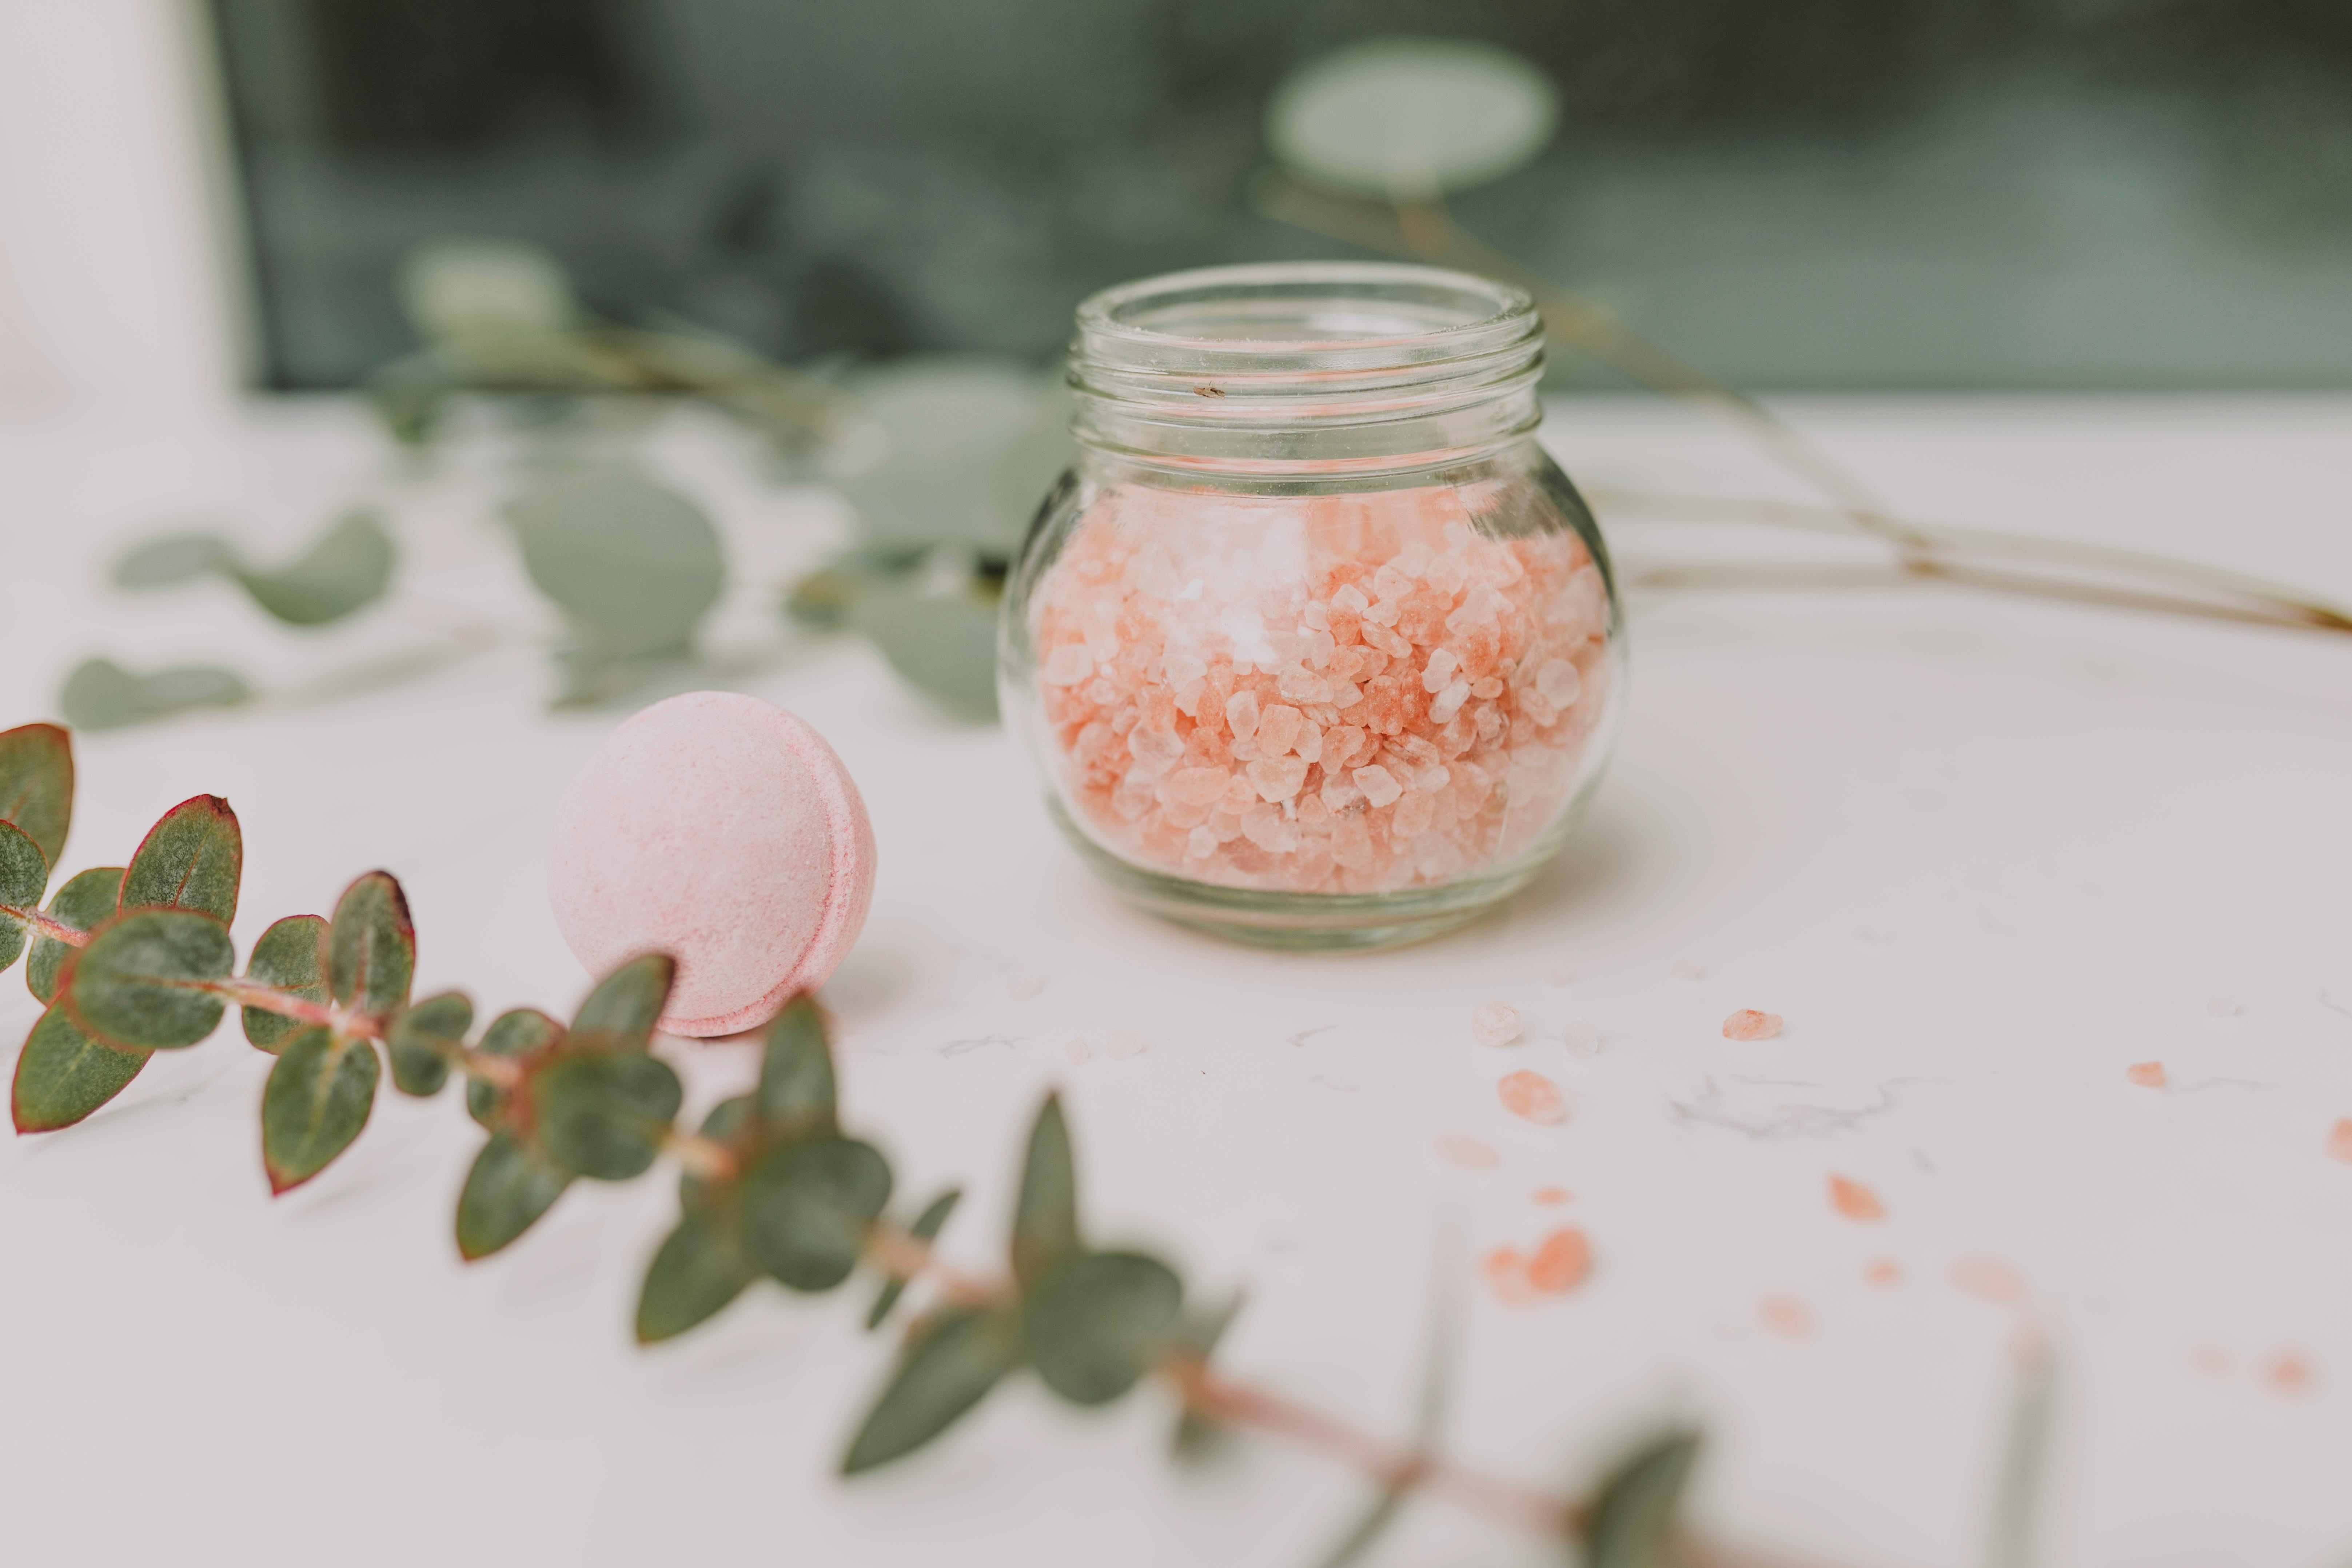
1072,261,1539,378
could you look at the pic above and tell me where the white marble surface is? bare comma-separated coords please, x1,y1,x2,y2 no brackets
2,398,2349,1568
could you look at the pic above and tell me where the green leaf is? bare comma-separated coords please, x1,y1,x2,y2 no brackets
1011,1093,1079,1289
1581,1431,1702,1568
0,721,74,865
854,583,1002,719
531,1051,682,1181
233,510,395,626
11,1004,148,1132
242,913,328,1051
505,467,724,662
387,991,473,1096
741,1137,893,1292
66,908,234,1049
121,794,242,924
867,1188,962,1330
0,820,50,974
841,1305,1022,1475
829,359,1068,553
59,658,249,731
328,871,414,1020
115,534,232,588
1170,1292,1246,1461
1266,40,1559,201
1021,1250,1184,1406
27,866,122,1003
569,953,674,1052
260,1028,382,1194
400,238,577,346
456,1129,575,1260
468,1007,562,1128
635,1205,757,1344
757,993,837,1138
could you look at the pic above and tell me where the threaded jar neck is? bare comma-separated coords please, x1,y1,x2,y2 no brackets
1067,262,1544,479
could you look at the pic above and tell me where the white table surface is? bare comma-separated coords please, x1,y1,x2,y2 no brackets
2,396,2349,1568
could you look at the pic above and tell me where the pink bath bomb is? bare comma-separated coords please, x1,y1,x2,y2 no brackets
547,691,876,1037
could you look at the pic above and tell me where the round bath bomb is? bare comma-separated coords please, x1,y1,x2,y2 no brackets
548,691,876,1037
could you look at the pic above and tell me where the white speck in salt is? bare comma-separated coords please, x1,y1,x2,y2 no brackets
1471,1002,1523,1048
2205,992,2245,1022
1670,962,1707,993
1108,1029,1152,1060
1434,1132,1499,1169
1560,1017,1600,1059
1005,969,1048,1002
1849,928,1895,960
1065,1038,1093,1064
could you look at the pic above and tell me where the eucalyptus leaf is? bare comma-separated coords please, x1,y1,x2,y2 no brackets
387,991,473,1096
233,510,395,627
467,1007,563,1127
11,1004,148,1133
59,658,249,732
783,543,926,631
328,871,414,1020
741,1137,892,1292
841,1305,1022,1475
0,820,49,973
400,239,577,347
1011,1093,1079,1290
854,585,1002,719
115,534,232,587
27,867,121,1004
121,794,242,924
0,721,74,865
260,1028,381,1194
531,1050,683,1181
757,993,837,1138
242,913,328,1051
569,953,674,1052
506,468,723,662
1267,40,1560,201
456,1128,575,1260
1582,1431,1702,1568
1021,1250,1184,1406
829,359,1069,553
635,1205,757,1344
66,908,234,1050
867,1188,962,1330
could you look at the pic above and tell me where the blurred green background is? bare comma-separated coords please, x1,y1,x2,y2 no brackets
212,0,2352,392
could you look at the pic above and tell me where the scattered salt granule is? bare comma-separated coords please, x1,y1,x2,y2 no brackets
1107,1029,1152,1060
1434,1132,1500,1170
1865,1258,1902,1286
1951,1256,2024,1302
2205,992,2244,1020
1722,1009,1782,1041
1005,968,1049,1002
1559,1017,1600,1059
1532,1185,1571,1205
2327,1118,2352,1164
2126,1061,2167,1088
1827,1174,1885,1222
1498,1070,1567,1125
1483,1227,1591,1302
1064,1038,1092,1065
1029,482,1611,894
1471,1001,1523,1048
2268,1351,2315,1393
1760,1296,1813,1337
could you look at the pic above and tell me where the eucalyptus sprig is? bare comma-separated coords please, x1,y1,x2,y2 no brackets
0,718,1699,1564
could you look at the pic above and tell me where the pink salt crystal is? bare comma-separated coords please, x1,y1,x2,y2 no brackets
1483,1246,1538,1304
1560,1017,1599,1058
1220,774,1259,814
1526,1227,1589,1292
1224,688,1260,740
1065,1037,1092,1064
1760,1296,1813,1337
1951,1256,2024,1302
2328,1118,2352,1164
1354,765,1403,808
1247,757,1309,802
2269,1351,2316,1392
1828,1175,1885,1222
1255,703,1303,755
1042,645,1094,685
1186,825,1216,859
1722,1009,1782,1041
1498,1070,1567,1125
1293,721,1324,765
2126,1061,2167,1088
1391,789,1436,841
1471,1002,1523,1047
1435,1132,1500,1170
1168,767,1230,807
1533,1185,1571,1205
1865,1259,1902,1286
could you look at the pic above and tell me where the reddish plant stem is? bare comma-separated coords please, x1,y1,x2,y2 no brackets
664,1129,740,1184
208,978,384,1040
5,907,92,947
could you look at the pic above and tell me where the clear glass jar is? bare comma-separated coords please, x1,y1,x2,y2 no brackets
999,262,1623,949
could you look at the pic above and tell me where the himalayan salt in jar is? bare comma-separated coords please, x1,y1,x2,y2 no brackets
1000,262,1622,948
